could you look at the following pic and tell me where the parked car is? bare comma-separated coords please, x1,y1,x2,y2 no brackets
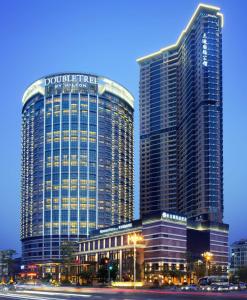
229,283,239,291
200,285,213,292
239,282,247,290
181,284,198,291
208,284,221,291
216,285,229,292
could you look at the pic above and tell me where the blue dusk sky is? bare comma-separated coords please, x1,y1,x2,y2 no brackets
0,0,246,254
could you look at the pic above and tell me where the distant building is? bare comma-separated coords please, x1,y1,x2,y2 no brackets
21,73,134,266
137,3,224,224
0,250,18,280
230,239,247,272
0,251,9,278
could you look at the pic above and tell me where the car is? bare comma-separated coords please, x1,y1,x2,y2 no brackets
239,282,247,290
15,282,37,290
200,285,213,292
0,283,16,293
181,284,198,291
14,283,26,291
209,284,221,291
216,285,229,292
229,283,239,291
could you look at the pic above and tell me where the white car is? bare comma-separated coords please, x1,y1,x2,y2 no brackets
229,284,238,291
200,285,213,291
181,284,198,291
217,285,229,292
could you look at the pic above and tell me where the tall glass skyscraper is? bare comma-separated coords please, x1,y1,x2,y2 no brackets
21,73,134,264
137,4,224,223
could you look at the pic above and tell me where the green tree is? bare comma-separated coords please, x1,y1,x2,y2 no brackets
210,265,223,276
60,241,77,282
109,261,118,281
97,265,108,283
184,251,196,282
229,272,239,284
162,264,170,281
42,273,52,283
193,262,206,279
237,267,247,282
79,267,94,285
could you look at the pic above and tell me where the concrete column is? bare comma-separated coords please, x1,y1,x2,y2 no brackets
119,249,123,281
95,253,99,272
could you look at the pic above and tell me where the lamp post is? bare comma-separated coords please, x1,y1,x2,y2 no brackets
128,233,143,288
108,264,113,283
201,252,213,276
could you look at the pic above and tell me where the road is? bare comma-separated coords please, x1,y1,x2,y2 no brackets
1,289,247,300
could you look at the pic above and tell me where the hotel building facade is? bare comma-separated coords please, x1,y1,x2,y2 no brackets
21,73,134,264
75,212,228,284
137,4,224,224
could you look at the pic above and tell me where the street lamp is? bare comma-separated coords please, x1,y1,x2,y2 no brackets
201,252,213,276
128,233,143,288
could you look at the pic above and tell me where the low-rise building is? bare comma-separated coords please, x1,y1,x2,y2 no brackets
0,250,19,281
230,239,247,272
75,212,229,285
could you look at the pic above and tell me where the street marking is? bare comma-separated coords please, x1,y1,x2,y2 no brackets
0,293,59,300
17,290,91,298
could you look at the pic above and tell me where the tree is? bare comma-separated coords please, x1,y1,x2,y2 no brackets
237,267,247,282
162,264,185,285
193,262,206,279
162,264,170,279
95,259,118,283
97,265,108,283
109,261,118,281
184,251,196,283
60,241,77,282
210,265,223,276
229,273,239,284
42,273,52,283
79,267,94,285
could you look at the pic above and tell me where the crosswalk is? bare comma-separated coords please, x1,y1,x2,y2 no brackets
0,290,92,300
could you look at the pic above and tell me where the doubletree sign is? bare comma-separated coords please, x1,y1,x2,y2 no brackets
45,73,98,96
45,74,98,86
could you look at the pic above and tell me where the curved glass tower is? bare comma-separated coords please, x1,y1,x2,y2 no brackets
21,73,134,264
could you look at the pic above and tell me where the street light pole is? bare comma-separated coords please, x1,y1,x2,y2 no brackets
128,233,143,289
201,252,213,277
205,260,209,277
108,264,110,284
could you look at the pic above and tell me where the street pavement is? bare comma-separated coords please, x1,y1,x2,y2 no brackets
1,288,247,300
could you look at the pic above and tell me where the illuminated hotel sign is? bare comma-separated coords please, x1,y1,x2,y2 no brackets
99,223,133,234
45,73,98,96
162,212,187,222
45,74,98,86
202,33,208,67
